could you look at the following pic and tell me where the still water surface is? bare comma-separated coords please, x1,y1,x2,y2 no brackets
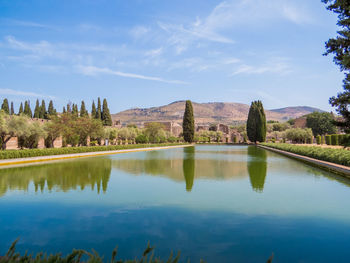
0,145,350,262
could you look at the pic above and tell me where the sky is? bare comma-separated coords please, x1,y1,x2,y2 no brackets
0,0,344,113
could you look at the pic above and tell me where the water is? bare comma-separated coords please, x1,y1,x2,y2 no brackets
0,145,350,262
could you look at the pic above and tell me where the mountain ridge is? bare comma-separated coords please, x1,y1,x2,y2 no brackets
112,101,325,126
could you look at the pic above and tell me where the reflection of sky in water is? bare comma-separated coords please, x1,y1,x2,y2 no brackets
1,145,350,262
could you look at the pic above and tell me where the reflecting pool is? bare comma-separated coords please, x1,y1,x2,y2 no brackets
0,145,350,262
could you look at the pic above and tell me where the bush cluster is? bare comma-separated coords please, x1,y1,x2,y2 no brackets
261,143,350,166
0,143,186,160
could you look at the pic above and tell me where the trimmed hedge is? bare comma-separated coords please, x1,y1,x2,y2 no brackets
0,143,187,160
331,134,339,146
316,135,321,145
261,143,350,167
325,135,332,145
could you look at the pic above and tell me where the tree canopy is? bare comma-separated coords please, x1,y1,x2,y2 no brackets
246,101,266,143
306,111,337,136
323,0,350,132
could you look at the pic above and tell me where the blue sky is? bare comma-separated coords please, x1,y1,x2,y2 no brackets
0,0,343,113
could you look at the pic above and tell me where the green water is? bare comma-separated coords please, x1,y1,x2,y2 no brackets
0,145,350,262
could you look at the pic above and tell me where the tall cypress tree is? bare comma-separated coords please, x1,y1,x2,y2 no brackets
18,102,23,115
67,103,71,113
182,100,195,143
63,106,66,113
96,97,102,120
10,102,14,115
1,98,9,114
91,101,97,119
101,98,112,126
24,101,32,118
246,101,266,143
34,99,40,118
40,100,47,119
80,101,88,117
48,100,56,116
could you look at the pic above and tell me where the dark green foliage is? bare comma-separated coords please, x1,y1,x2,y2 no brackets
66,103,71,113
34,99,40,118
135,134,149,144
331,134,339,145
323,0,350,132
306,112,336,136
48,100,56,116
316,135,322,145
322,135,326,145
183,146,195,192
40,100,47,119
102,98,112,126
96,97,102,120
246,101,266,143
18,103,23,115
0,143,185,160
10,102,14,115
182,100,195,143
91,100,97,118
72,104,79,117
247,146,267,193
62,106,66,113
0,239,183,263
23,101,32,118
80,101,88,117
262,143,350,167
1,98,9,114
326,135,332,145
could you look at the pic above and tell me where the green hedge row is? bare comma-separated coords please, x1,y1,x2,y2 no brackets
261,143,350,166
0,143,187,160
315,134,350,146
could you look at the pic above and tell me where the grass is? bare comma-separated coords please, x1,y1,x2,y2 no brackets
261,143,350,167
0,143,187,160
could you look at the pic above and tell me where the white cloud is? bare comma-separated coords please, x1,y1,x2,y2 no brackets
130,26,150,38
145,47,163,57
75,65,187,84
0,88,55,99
2,19,58,30
232,58,292,75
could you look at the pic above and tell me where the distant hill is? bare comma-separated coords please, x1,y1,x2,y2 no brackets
112,101,324,126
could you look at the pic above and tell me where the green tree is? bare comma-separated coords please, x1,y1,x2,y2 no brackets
18,103,23,115
24,101,32,118
1,99,9,114
101,98,112,126
323,0,350,132
80,101,88,117
10,102,14,115
96,97,102,120
246,101,266,143
33,99,40,118
91,100,97,119
62,106,66,113
306,111,337,136
0,112,28,150
48,100,56,116
40,100,47,119
18,121,45,149
182,100,195,143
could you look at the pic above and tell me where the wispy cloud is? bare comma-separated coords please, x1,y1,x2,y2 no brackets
0,88,55,99
75,65,188,84
2,19,58,30
232,58,292,76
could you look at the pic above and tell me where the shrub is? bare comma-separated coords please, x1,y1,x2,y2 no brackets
0,143,186,160
321,135,326,145
331,134,339,146
316,135,321,145
261,143,350,167
325,135,332,145
135,134,149,144
233,136,238,143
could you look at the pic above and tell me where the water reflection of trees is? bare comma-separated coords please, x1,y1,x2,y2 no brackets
247,146,267,193
183,146,195,192
0,157,111,197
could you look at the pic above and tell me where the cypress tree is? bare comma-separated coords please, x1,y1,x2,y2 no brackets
80,101,88,117
10,102,14,115
246,100,266,143
67,103,71,113
1,98,9,114
40,100,47,119
72,104,78,117
24,101,32,118
101,98,112,126
63,106,66,113
48,100,56,116
182,100,195,143
96,97,102,120
91,101,97,119
18,102,23,115
34,99,40,118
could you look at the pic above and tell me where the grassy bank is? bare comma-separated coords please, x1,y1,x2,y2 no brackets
0,143,187,160
261,143,350,167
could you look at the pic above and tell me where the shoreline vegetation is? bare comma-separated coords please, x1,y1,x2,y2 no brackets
261,143,350,167
0,143,188,160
